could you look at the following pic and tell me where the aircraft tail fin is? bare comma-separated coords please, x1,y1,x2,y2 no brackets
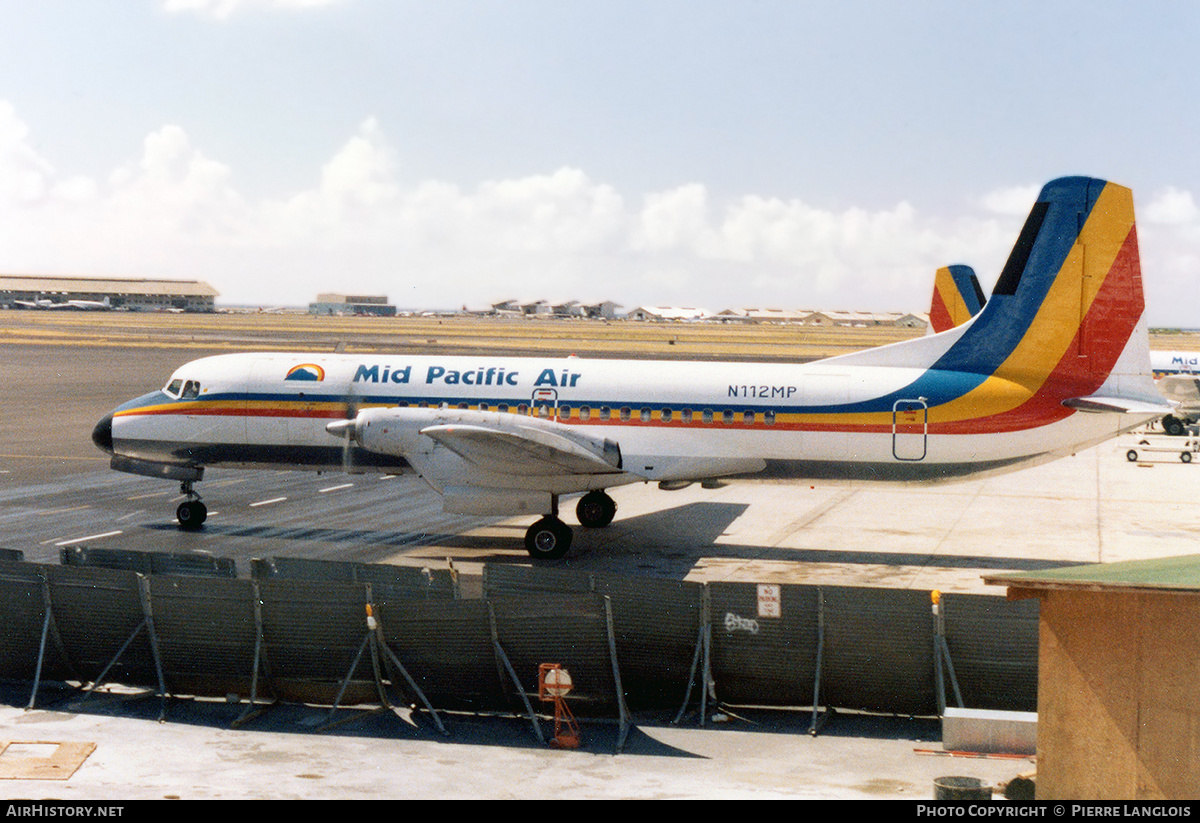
831,177,1167,422
927,264,986,334
934,177,1160,405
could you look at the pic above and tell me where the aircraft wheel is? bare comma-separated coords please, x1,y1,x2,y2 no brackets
1126,450,1139,462
1182,452,1193,464
1163,416,1186,436
525,516,572,560
576,490,617,528
176,500,207,531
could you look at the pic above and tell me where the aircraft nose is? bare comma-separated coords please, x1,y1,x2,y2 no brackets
92,413,114,454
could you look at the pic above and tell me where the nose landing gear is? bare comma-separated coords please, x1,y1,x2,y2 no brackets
176,480,207,531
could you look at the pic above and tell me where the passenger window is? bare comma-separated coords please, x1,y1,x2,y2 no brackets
764,410,776,425
722,410,734,424
743,410,754,424
579,406,591,421
681,408,692,422
599,406,611,421
702,409,713,424
640,408,652,422
661,409,672,423
619,407,631,422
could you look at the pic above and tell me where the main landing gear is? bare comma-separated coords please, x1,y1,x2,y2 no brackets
176,480,207,531
523,491,617,560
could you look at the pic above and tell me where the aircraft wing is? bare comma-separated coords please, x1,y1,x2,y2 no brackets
337,405,624,479
420,422,622,476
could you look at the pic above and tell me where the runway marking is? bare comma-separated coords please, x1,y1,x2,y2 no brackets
128,490,173,500
55,530,123,546
319,483,354,493
250,497,287,508
35,505,91,515
0,454,106,462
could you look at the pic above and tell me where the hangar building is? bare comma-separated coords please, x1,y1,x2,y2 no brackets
0,275,218,312
308,293,397,317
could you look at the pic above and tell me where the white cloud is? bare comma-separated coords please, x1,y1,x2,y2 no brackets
0,101,55,205
1144,186,1200,226
978,184,1039,216
2,99,1200,322
266,118,399,243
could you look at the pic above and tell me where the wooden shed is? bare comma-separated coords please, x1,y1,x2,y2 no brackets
984,556,1200,799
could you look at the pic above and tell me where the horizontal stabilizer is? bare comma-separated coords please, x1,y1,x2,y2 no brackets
1061,396,1174,415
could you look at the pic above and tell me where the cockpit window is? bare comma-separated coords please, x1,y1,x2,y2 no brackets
181,380,201,400
165,379,183,398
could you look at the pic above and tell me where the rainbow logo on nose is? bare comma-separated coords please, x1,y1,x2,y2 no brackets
285,363,325,382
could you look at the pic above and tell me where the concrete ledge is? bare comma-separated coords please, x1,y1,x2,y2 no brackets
942,708,1037,755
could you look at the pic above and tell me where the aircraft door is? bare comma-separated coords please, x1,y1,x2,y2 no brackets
892,398,928,461
531,388,558,420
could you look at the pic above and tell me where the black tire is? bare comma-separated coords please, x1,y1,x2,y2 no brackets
1182,452,1193,464
176,500,207,531
576,490,617,528
1164,416,1186,436
1127,450,1139,462
525,516,572,560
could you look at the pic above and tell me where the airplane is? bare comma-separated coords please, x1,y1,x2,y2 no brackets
92,176,1170,559
64,296,112,311
11,297,58,310
1150,349,1200,378
11,296,111,311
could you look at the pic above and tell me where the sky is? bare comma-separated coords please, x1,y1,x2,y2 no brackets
1,1,1200,323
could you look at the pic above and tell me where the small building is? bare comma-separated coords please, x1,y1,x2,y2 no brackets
984,556,1200,800
627,306,710,321
581,300,622,320
0,275,218,312
308,293,396,317
715,308,818,324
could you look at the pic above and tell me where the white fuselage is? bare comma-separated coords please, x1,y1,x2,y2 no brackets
106,350,1153,496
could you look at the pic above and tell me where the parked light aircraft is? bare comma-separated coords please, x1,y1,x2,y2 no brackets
92,177,1169,559
12,296,111,311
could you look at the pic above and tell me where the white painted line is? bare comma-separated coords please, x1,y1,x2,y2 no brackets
55,530,123,547
37,505,91,515
319,483,354,493
250,497,288,508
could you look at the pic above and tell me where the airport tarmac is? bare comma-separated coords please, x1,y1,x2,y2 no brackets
1,332,1198,799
